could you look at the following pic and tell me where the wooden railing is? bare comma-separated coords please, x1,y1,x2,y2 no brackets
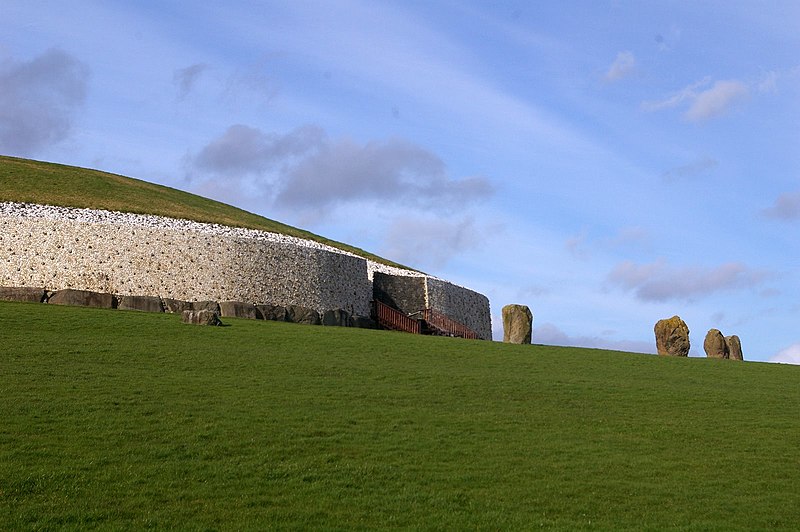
374,300,421,335
422,308,479,340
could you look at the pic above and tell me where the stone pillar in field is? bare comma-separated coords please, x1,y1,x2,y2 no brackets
725,335,744,361
654,315,690,356
703,328,729,359
502,304,533,344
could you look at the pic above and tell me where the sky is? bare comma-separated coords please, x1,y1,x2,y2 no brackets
2,1,799,363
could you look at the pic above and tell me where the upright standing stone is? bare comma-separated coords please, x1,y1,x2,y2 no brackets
725,335,744,361
654,315,690,356
502,304,533,344
704,329,729,359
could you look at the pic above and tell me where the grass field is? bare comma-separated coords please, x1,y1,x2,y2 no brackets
0,155,410,270
2,301,800,529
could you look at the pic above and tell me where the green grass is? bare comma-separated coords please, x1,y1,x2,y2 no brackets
2,301,800,530
0,155,410,270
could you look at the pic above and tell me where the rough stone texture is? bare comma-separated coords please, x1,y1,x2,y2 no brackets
654,315,690,357
726,335,744,361
256,304,288,321
219,300,259,320
181,309,223,326
704,329,729,359
501,304,533,344
425,278,492,341
49,289,116,309
192,300,220,313
162,298,193,314
372,272,427,315
286,305,321,325
118,294,163,313
322,308,351,327
0,286,46,303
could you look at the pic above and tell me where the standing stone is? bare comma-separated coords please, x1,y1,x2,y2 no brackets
725,335,744,361
181,309,223,326
654,315,690,356
502,304,533,344
704,329,729,359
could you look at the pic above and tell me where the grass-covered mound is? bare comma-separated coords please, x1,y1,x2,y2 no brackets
3,301,799,529
0,155,408,269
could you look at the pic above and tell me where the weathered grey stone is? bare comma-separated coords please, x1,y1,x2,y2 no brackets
162,298,193,313
181,309,223,326
0,286,46,303
192,300,220,313
218,301,259,319
654,315,690,357
502,304,533,344
286,305,321,325
49,289,116,309
322,308,351,327
117,295,164,313
704,329,729,359
351,315,377,329
255,304,288,321
725,335,744,361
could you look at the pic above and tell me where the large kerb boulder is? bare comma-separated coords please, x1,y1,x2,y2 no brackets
255,304,288,321
0,286,47,303
219,301,259,320
49,289,116,309
502,304,533,344
654,315,690,356
181,309,223,326
286,305,321,325
323,308,351,327
118,295,164,313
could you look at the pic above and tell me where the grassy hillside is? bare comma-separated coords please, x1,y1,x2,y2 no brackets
3,301,799,529
0,155,410,269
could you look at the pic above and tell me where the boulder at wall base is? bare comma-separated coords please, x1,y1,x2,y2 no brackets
322,308,351,327
162,298,193,314
501,304,533,344
726,335,744,361
218,301,259,320
654,315,690,356
255,304,288,322
704,329,729,359
286,305,321,325
192,300,220,313
0,286,47,303
181,309,223,326
117,295,164,313
49,289,116,309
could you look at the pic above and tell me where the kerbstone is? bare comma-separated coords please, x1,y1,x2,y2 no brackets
219,301,259,319
0,286,46,303
49,289,116,309
118,295,163,313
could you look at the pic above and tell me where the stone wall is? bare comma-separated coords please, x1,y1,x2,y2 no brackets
0,202,492,337
0,205,371,316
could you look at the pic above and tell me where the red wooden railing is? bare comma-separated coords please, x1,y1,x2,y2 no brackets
374,300,422,334
422,308,479,340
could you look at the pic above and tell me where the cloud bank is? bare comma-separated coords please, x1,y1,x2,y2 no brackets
763,191,800,221
189,124,493,215
0,48,89,155
770,343,800,365
608,259,770,302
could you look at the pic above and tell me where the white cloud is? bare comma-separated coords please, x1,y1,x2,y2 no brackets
608,259,771,302
604,51,636,82
769,343,800,365
0,48,89,155
641,78,749,122
762,191,800,221
685,80,749,121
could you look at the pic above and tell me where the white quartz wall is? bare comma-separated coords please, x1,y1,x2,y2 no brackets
425,277,492,340
0,204,371,316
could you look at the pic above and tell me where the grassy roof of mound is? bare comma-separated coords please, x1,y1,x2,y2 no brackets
0,155,411,270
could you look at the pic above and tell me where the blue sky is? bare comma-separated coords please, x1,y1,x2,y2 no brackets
3,1,799,362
